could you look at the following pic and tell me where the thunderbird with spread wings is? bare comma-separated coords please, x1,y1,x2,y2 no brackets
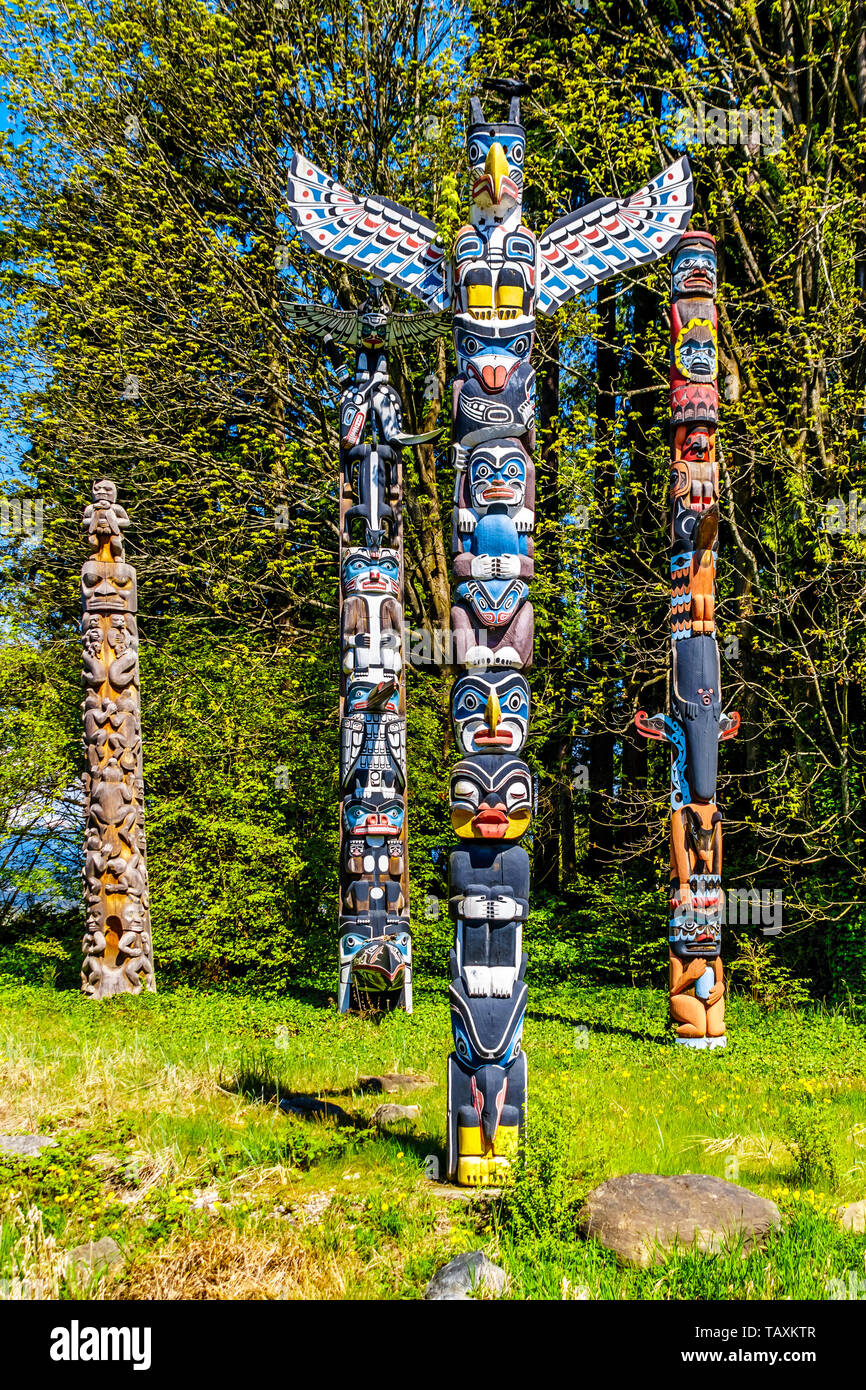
286,108,693,316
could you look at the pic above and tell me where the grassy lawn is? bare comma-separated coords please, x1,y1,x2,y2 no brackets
0,975,864,1300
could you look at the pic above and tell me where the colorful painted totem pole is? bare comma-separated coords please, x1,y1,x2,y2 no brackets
80,479,154,998
288,284,447,1011
636,232,740,1047
287,88,692,1177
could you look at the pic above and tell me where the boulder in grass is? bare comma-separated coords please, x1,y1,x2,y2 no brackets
67,1237,123,1278
837,1200,866,1234
578,1173,782,1268
0,1134,56,1158
372,1103,421,1127
424,1250,507,1301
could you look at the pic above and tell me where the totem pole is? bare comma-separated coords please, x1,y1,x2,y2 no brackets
80,479,154,997
636,231,739,1047
288,283,447,1011
287,85,692,1179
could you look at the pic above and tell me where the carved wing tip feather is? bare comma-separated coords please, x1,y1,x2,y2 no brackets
283,303,359,345
536,156,695,315
286,149,449,311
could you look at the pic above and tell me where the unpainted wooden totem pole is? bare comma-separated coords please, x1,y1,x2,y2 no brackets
80,480,155,997
636,232,740,1046
288,285,446,1011
287,87,692,1177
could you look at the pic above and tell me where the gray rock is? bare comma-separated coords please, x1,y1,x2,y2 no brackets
372,1103,421,1126
837,1200,866,1234
358,1073,434,1094
88,1151,116,1172
0,1134,56,1157
578,1173,782,1268
425,1250,508,1301
67,1236,123,1276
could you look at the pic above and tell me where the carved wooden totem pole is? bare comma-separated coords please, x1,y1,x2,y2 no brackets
288,86,692,1175
80,479,154,997
636,232,739,1047
289,285,446,1011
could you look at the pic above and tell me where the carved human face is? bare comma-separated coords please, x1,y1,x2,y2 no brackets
673,319,717,382
92,478,117,505
342,791,404,840
450,755,532,840
467,440,528,511
342,549,400,599
81,561,137,613
672,243,717,298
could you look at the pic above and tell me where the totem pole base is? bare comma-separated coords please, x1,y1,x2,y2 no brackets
675,1035,727,1049
446,1051,526,1187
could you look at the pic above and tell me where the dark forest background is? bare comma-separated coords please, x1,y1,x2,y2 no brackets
0,0,863,1001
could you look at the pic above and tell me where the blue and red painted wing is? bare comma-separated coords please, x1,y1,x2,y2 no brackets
287,153,450,311
536,157,694,315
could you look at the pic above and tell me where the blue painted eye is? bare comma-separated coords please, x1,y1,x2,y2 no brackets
509,142,524,164
454,1027,473,1063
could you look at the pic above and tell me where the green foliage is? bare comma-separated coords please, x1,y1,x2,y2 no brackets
728,936,812,1012
497,1113,588,1245
0,1123,134,1244
783,1098,840,1189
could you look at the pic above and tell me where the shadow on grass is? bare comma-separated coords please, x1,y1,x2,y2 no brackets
526,1007,664,1045
227,1069,364,1128
227,1067,448,1172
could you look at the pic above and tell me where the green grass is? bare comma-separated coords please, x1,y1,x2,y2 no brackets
0,975,864,1299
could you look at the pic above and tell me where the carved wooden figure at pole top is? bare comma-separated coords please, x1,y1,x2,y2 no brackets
288,282,447,1012
80,479,154,998
286,83,693,1179
636,230,740,1047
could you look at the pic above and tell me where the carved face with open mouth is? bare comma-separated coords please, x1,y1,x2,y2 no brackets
454,316,535,393
450,754,532,840
669,873,722,956
342,791,404,840
672,237,717,298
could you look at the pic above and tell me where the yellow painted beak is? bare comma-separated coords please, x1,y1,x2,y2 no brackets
485,692,501,736
484,142,510,204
